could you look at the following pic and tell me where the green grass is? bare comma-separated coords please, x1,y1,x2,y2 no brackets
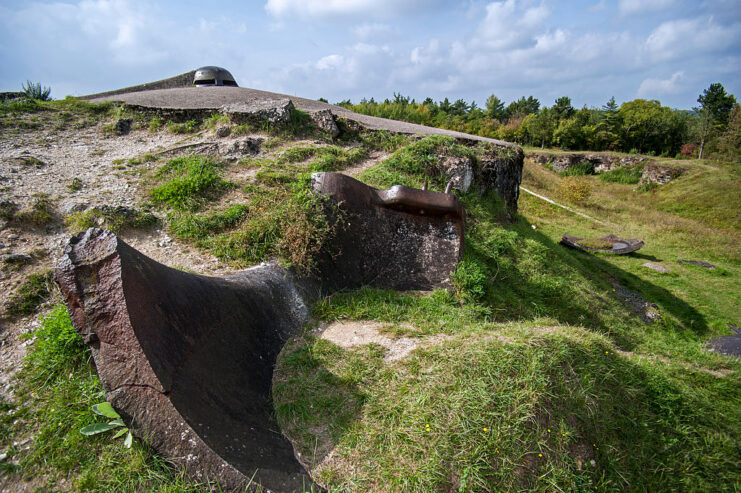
558,161,595,176
149,155,233,211
273,148,741,492
166,145,369,271
598,163,645,184
2,305,226,491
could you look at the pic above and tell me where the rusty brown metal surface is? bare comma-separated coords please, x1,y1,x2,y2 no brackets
560,233,644,255
312,172,465,291
56,229,315,492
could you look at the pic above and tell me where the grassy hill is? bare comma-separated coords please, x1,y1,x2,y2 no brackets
1,99,739,492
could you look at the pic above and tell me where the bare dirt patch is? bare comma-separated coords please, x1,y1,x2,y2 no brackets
317,320,450,362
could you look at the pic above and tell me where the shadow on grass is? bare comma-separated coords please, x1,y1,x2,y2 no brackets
462,199,708,343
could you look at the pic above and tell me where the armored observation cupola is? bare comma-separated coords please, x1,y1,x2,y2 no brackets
193,66,238,87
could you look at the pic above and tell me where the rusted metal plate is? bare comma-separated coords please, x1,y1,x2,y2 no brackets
560,233,644,255
312,172,465,291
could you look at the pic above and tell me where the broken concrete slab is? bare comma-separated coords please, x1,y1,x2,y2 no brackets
641,262,670,273
678,259,717,270
221,98,295,126
707,336,741,357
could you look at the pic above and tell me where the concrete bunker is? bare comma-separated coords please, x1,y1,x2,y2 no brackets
56,173,466,491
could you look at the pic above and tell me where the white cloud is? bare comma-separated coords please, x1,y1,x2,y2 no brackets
638,71,685,96
645,17,740,62
619,0,675,16
264,0,442,19
476,0,550,50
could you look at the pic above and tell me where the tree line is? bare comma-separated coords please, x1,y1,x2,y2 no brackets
332,83,739,161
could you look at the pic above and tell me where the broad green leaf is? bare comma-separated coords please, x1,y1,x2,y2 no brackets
92,402,120,419
108,419,125,427
80,423,117,436
112,427,129,439
124,431,133,448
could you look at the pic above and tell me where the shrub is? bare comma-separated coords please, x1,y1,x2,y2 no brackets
558,176,592,204
21,81,52,101
680,143,697,158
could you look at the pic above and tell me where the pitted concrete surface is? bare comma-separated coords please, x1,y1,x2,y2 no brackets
89,86,515,147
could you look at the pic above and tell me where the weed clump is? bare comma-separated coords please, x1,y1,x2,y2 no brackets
0,200,19,221
65,206,159,234
149,156,232,210
15,195,55,226
22,81,52,101
167,119,200,134
6,271,52,316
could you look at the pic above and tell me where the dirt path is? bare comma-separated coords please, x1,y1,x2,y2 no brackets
520,186,609,226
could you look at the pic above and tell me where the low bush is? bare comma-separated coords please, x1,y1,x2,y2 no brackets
557,176,592,204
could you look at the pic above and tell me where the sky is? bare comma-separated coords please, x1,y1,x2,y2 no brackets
0,0,739,110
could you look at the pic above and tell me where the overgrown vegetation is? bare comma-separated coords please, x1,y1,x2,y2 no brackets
339,83,739,160
3,305,219,491
3,99,739,492
598,163,645,184
273,142,740,492
163,145,369,272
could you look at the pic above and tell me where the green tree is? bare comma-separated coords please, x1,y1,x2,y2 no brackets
485,94,506,121
521,108,554,148
552,96,574,121
697,83,737,158
618,99,687,155
505,96,540,120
